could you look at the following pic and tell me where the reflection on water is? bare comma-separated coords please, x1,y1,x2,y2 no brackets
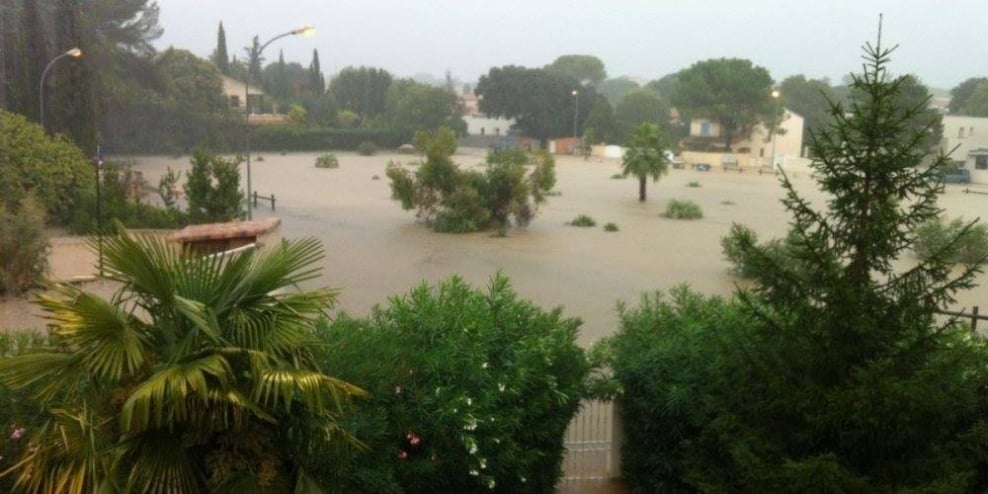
129,150,988,344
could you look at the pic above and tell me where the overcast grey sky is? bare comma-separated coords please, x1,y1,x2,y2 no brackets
155,0,987,90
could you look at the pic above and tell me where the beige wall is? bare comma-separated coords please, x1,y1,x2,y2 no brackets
733,110,805,167
941,116,988,161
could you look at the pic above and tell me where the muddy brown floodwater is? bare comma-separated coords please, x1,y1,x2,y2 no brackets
106,149,988,345
4,150,987,339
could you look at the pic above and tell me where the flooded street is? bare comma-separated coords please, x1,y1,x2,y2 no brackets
122,149,988,345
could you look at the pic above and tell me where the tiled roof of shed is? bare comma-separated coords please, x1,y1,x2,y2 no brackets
168,217,281,243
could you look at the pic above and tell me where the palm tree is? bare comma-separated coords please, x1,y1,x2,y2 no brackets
0,231,363,493
621,123,670,202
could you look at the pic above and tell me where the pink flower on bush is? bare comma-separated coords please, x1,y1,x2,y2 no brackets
9,427,25,441
398,449,408,460
406,431,421,446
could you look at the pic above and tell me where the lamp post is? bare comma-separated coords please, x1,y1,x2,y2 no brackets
244,25,314,220
39,47,82,131
770,89,780,170
572,89,579,154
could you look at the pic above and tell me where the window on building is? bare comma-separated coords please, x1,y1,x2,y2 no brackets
230,95,240,108
700,121,711,136
976,155,988,170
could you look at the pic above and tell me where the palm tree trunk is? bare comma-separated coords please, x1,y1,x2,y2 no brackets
639,176,647,202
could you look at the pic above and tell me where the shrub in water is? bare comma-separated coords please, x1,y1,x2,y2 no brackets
604,222,619,232
569,214,596,227
663,199,703,219
687,181,701,188
913,216,988,264
314,275,589,494
315,153,340,168
358,141,379,156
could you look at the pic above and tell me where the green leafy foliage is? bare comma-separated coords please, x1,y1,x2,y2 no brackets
0,232,362,492
387,127,555,234
662,199,702,219
603,222,619,232
313,274,589,493
568,214,596,227
913,216,988,264
0,197,48,296
0,109,95,227
184,148,244,224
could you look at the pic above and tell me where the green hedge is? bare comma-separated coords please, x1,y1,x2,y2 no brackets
250,126,409,152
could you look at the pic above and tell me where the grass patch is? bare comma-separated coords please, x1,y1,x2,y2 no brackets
603,222,619,232
663,199,703,220
569,214,597,227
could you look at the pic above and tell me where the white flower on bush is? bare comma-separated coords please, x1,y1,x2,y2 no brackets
463,415,478,431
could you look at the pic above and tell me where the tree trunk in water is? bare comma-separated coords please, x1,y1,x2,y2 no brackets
639,176,647,202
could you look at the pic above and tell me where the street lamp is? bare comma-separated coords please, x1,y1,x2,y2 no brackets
244,25,314,220
572,89,579,154
39,47,82,131
770,89,780,170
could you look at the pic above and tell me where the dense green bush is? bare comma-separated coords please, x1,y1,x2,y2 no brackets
387,127,556,234
0,109,95,227
315,153,340,168
914,216,988,264
184,148,244,223
568,214,596,227
357,141,379,156
313,275,589,493
662,199,703,219
603,222,619,232
250,126,407,151
603,288,752,492
0,197,48,296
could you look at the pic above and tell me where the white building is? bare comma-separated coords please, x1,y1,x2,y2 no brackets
940,115,988,184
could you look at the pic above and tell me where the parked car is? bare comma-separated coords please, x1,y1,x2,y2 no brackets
692,163,711,172
942,167,971,184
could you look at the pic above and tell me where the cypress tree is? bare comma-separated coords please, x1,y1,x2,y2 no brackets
212,21,229,75
309,48,323,95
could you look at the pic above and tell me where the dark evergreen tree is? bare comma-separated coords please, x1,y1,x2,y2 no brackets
21,0,48,123
309,48,323,95
51,0,97,150
211,21,229,75
244,35,263,86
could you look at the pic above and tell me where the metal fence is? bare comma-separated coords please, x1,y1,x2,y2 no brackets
558,400,626,494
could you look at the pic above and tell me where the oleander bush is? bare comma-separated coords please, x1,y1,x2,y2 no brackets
314,274,589,493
